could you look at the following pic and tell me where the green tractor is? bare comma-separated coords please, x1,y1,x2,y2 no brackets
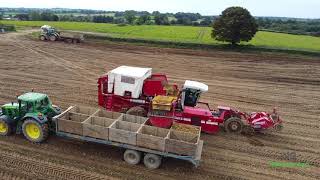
0,92,61,143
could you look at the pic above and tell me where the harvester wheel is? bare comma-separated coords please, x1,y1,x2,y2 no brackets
242,125,255,135
123,149,142,165
126,106,147,117
0,118,12,136
22,119,49,143
39,35,46,41
49,35,57,42
143,153,162,169
224,117,243,134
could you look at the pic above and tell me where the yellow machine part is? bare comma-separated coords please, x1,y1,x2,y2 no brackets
152,95,177,111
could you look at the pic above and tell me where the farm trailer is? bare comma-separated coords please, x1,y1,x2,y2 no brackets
53,106,204,169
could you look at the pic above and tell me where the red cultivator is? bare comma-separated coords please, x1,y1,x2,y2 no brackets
98,66,283,134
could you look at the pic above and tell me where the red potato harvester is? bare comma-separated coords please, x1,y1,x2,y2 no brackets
98,66,283,134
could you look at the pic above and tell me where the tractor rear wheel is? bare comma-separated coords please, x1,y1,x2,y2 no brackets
0,119,12,136
143,153,162,169
224,117,243,134
123,149,142,165
126,106,147,117
22,119,49,143
49,35,57,42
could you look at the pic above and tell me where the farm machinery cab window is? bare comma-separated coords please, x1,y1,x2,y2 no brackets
121,76,135,84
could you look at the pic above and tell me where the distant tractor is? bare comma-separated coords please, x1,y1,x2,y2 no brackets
0,92,61,143
39,25,84,43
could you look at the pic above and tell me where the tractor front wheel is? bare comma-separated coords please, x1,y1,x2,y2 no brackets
126,106,147,117
39,35,46,41
0,119,12,136
224,117,243,134
22,119,49,143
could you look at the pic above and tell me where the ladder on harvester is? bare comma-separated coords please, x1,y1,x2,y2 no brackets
105,95,113,110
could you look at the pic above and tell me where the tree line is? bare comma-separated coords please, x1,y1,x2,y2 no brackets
3,10,214,27
1,8,319,36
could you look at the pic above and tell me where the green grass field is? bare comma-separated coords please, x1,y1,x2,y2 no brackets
1,20,320,52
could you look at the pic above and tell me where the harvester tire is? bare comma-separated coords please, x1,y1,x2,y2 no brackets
224,117,243,134
49,35,57,42
124,149,141,165
0,118,12,136
22,119,49,143
39,35,46,41
126,106,147,117
242,125,255,135
143,153,162,169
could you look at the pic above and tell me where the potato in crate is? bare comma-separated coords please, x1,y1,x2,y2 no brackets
165,129,200,156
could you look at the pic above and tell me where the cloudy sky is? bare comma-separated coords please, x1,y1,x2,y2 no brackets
0,0,319,18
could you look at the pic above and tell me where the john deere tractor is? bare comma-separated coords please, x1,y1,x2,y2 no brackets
0,92,61,143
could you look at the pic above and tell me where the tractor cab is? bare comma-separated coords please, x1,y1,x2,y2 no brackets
181,80,208,109
40,25,58,34
17,92,56,115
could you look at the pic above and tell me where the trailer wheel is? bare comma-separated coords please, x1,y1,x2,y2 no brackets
22,119,49,143
49,35,57,42
0,118,12,136
126,106,147,117
143,153,162,169
124,149,141,165
224,117,243,133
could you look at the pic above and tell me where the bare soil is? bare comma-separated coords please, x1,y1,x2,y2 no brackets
0,31,319,180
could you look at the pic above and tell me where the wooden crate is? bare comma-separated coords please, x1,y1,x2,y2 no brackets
70,106,98,116
137,125,169,151
117,114,148,124
109,121,141,145
93,109,122,119
57,112,89,135
82,116,116,140
165,130,200,156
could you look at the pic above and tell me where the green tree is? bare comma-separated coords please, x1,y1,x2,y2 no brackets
124,10,136,24
137,15,151,25
154,14,169,25
29,11,41,21
212,7,258,45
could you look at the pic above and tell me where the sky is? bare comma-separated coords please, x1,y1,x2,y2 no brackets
0,0,319,18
